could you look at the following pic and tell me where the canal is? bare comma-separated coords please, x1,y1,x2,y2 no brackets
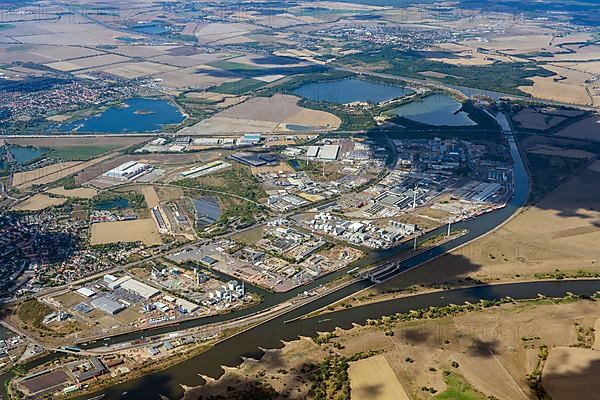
66,111,547,399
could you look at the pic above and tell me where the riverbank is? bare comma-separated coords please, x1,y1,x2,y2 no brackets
189,292,600,400
74,279,600,400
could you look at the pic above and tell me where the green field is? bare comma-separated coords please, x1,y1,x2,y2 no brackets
434,371,487,400
211,78,267,95
48,145,118,160
17,299,52,330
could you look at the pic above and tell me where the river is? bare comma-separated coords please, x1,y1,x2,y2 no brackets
5,110,583,400
62,114,545,399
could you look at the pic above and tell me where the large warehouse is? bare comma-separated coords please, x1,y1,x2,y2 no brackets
107,275,132,290
90,297,125,315
318,145,340,160
102,161,151,181
120,278,160,299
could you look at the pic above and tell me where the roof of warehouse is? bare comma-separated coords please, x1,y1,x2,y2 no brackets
306,146,320,158
90,297,125,314
109,275,132,286
75,287,96,297
120,278,160,298
175,298,199,312
318,145,340,160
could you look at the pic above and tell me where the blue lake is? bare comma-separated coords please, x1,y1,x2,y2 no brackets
293,78,413,104
9,146,47,165
95,198,130,210
387,94,477,126
58,98,185,134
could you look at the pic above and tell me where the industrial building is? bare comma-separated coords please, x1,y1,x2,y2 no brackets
238,133,262,145
90,297,125,315
75,287,96,298
106,275,131,290
306,146,320,158
180,161,231,179
151,207,168,232
230,152,279,167
175,298,199,313
102,161,152,181
120,278,160,299
305,145,340,160
318,145,340,160
72,358,107,383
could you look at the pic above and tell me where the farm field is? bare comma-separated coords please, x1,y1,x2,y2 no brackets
5,136,146,150
179,94,341,134
554,115,600,141
543,347,600,400
46,187,98,199
141,186,160,209
517,64,594,106
525,144,595,159
90,219,162,245
11,162,80,189
348,355,410,400
511,109,567,131
12,194,66,211
11,154,115,190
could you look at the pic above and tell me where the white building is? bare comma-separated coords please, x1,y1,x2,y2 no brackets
318,145,340,160
120,279,160,300
76,287,96,298
103,162,151,181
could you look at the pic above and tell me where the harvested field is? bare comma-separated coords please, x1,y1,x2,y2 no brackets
518,65,594,106
12,194,66,211
11,162,80,188
12,154,114,190
46,186,98,199
149,52,225,67
194,22,258,43
554,115,600,141
23,45,103,61
348,354,409,400
180,94,341,134
90,219,162,245
561,60,600,75
96,62,178,79
111,45,176,58
141,186,160,209
462,33,557,56
5,136,146,150
45,53,130,71
543,347,600,400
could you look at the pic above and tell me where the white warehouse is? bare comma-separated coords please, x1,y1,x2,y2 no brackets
103,161,151,181
120,278,160,300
